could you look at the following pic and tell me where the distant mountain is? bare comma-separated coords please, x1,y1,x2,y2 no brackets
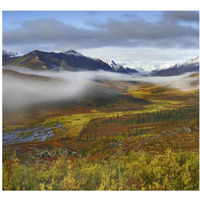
152,57,199,76
3,50,19,58
3,49,114,72
106,59,138,74
3,50,20,64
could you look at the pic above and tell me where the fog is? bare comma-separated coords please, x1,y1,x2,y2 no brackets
3,66,198,111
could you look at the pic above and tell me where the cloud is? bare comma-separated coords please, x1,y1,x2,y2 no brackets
163,11,199,22
3,19,92,48
3,66,197,110
80,46,199,72
3,11,199,52
3,67,91,111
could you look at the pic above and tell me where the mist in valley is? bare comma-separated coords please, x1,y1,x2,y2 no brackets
3,66,199,112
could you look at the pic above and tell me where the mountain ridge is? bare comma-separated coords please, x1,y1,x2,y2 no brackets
3,49,198,75
152,56,199,76
106,59,138,74
3,49,114,72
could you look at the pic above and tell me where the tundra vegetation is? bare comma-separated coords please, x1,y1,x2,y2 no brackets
3,72,199,190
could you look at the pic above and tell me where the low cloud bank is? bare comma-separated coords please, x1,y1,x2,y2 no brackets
3,66,198,111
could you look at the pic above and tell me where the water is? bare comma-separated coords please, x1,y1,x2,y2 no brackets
3,123,63,145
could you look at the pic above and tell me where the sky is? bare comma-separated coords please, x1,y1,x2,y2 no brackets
2,11,199,71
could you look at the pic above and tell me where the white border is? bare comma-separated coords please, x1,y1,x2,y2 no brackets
0,0,200,199
0,0,200,10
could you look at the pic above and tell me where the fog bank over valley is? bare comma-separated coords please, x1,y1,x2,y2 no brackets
3,66,198,111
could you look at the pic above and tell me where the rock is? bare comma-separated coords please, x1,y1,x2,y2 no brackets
68,149,77,156
181,127,191,132
41,151,52,158
109,141,122,148
29,146,77,159
71,152,77,156
176,127,191,133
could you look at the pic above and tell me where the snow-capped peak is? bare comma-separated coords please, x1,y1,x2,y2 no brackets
3,50,20,57
156,62,177,71
183,56,199,65
63,49,83,57
105,59,121,69
156,56,199,72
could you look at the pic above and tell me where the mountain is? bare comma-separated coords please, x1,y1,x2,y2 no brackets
3,50,19,58
125,67,139,74
106,59,138,74
3,50,20,64
3,49,114,72
152,57,199,76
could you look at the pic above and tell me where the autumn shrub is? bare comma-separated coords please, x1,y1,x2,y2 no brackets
3,150,199,190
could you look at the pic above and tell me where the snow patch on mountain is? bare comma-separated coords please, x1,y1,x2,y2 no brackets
182,56,199,65
105,59,138,74
63,49,83,57
156,56,199,72
156,63,177,71
105,59,122,69
3,50,20,57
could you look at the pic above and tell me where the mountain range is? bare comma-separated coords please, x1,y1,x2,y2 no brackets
3,49,113,72
152,57,199,76
3,50,199,76
3,49,138,74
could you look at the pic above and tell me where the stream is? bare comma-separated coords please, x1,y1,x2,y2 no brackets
3,123,63,145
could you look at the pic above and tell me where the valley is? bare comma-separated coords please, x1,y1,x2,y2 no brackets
2,68,199,190
2,9,199,193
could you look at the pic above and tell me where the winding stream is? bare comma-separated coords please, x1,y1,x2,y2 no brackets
3,123,63,145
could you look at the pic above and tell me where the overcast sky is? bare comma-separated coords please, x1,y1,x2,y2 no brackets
3,11,199,71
